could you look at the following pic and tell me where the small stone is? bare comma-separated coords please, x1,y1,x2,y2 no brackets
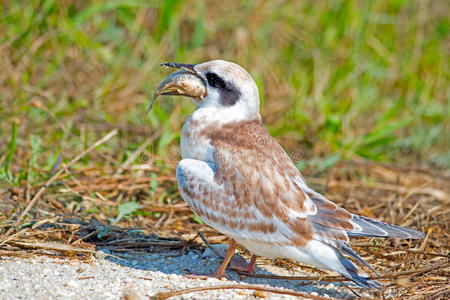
94,249,110,260
206,277,219,282
253,290,266,298
66,280,80,289
122,290,143,300
201,248,217,258
201,244,228,258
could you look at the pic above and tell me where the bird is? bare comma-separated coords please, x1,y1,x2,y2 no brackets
148,60,425,288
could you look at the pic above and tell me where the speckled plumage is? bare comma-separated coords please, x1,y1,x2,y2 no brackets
151,60,425,288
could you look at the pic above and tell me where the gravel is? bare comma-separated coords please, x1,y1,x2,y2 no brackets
0,246,362,299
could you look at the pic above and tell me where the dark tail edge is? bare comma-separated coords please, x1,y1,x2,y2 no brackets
346,275,382,289
333,246,382,289
348,215,425,239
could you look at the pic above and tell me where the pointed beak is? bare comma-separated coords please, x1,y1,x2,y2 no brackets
146,63,207,113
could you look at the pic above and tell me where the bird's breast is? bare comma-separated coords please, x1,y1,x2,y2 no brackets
180,117,215,163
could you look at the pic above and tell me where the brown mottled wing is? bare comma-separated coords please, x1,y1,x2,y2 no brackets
177,119,357,247
208,120,356,246
304,190,353,244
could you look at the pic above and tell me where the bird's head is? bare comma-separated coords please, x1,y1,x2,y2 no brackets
148,60,260,122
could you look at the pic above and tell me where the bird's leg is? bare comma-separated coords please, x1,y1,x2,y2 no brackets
213,239,237,278
230,254,257,273
247,255,257,273
186,239,237,279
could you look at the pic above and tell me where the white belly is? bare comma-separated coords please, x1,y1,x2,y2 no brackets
231,237,335,273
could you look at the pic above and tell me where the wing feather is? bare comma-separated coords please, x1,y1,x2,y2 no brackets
209,120,316,246
348,215,425,239
177,119,423,288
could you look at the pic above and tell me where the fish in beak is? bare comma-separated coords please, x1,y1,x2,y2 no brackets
147,63,207,113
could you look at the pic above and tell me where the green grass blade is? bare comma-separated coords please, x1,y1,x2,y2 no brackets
73,0,158,25
4,121,18,173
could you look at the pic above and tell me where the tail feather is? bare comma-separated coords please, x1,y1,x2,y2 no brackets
300,241,382,289
348,215,425,239
332,246,382,289
340,242,378,275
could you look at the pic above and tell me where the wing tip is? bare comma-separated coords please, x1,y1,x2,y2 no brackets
349,215,425,239
404,228,426,239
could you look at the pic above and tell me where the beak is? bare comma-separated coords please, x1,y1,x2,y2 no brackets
146,63,207,113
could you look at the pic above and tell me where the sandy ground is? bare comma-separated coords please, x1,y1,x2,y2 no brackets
0,244,368,300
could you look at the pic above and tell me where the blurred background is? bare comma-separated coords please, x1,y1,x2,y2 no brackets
0,0,449,197
1,0,448,177
0,2,449,293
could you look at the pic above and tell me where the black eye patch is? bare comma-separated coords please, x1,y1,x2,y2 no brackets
205,71,241,106
206,72,227,89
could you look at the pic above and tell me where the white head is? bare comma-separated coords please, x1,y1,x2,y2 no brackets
149,60,261,123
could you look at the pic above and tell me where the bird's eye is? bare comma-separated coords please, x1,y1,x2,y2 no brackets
206,72,227,89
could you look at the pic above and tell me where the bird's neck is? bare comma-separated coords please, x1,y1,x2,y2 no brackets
190,104,261,126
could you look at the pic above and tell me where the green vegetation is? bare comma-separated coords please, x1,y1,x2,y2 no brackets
0,5,447,295
0,0,448,191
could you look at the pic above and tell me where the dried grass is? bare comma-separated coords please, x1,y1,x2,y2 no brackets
0,161,448,299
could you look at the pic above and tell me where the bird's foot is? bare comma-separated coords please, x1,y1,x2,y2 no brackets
229,256,252,272
229,255,257,273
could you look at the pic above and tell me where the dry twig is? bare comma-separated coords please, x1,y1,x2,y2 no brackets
153,284,336,300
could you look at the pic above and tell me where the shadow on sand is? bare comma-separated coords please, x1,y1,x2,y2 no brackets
67,217,354,299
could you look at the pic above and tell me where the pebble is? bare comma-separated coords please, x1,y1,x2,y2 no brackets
202,244,228,258
66,280,80,289
0,249,352,299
